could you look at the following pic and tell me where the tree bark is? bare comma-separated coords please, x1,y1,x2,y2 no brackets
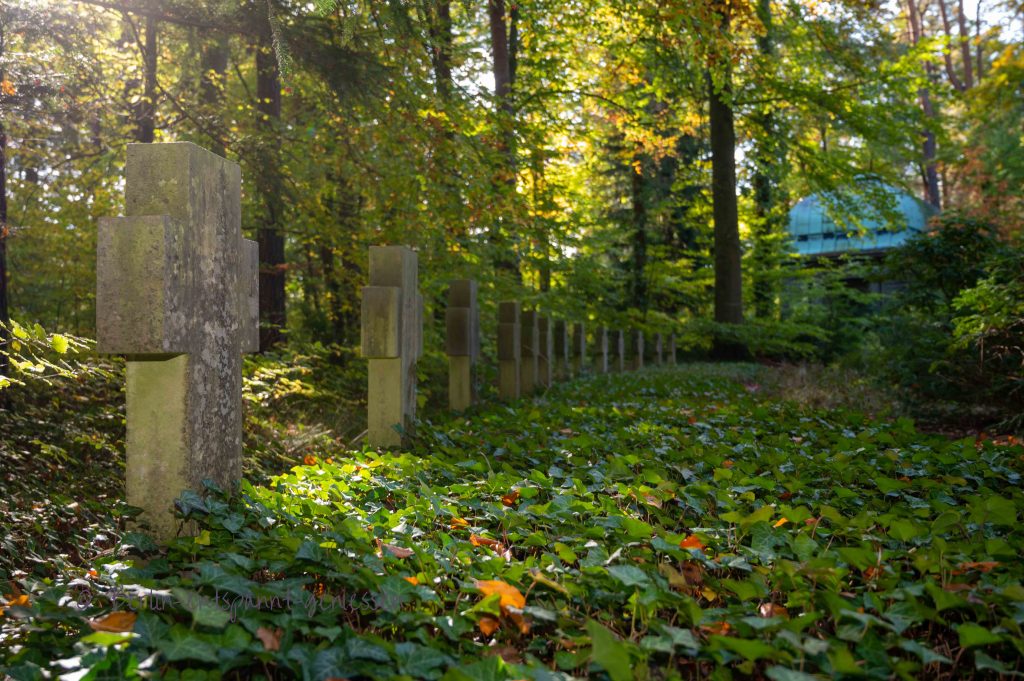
425,0,453,99
137,15,157,143
708,2,743,345
199,33,230,156
937,0,965,91
751,0,783,319
956,0,974,88
256,31,286,351
906,0,943,208
630,149,648,311
488,0,520,279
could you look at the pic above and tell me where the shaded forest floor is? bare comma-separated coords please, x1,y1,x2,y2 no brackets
2,362,1023,679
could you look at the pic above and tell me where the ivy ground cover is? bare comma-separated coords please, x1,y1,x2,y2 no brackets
3,363,1023,680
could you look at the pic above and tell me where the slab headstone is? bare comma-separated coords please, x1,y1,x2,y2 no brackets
361,246,423,448
96,142,258,542
537,315,553,389
612,329,625,372
632,330,645,371
653,333,663,365
668,334,677,365
520,310,540,394
497,301,521,400
445,279,479,411
594,325,608,374
573,322,588,375
553,320,569,380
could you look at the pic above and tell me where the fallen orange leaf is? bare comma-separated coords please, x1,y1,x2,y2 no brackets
450,517,470,530
470,534,501,548
403,576,419,585
88,611,137,633
501,490,520,506
773,517,789,528
303,454,317,466
475,579,526,610
700,621,731,636
680,534,705,550
722,460,734,468
955,561,1000,573
478,615,501,636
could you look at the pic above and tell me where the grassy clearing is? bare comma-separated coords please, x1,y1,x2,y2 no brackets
2,363,1023,680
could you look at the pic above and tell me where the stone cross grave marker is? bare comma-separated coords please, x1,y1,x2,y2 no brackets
633,330,645,370
668,334,677,365
497,301,521,400
553,320,569,380
361,246,423,448
96,142,258,542
537,315,553,389
612,329,625,372
594,325,608,374
573,322,587,375
445,279,479,411
520,310,540,394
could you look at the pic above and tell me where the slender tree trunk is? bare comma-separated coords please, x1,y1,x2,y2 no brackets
707,4,743,345
975,0,985,81
630,149,648,311
751,0,783,319
937,0,965,90
488,0,519,279
138,15,157,143
199,33,230,156
956,0,974,88
906,0,943,208
256,31,286,350
425,0,453,99
531,148,552,292
709,74,743,327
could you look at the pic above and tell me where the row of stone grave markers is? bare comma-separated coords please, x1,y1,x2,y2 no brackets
359,247,679,450
97,141,677,542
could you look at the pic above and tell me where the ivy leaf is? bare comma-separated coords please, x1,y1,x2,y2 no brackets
586,620,633,681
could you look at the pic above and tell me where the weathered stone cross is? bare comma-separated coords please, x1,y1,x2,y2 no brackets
553,320,569,380
537,315,553,389
445,279,479,411
361,246,423,447
572,322,587,376
594,326,609,374
497,301,521,400
520,310,540,394
97,142,258,542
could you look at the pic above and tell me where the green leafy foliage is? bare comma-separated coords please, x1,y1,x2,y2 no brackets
3,364,1023,679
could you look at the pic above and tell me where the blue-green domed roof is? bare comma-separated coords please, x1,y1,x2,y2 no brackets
788,184,937,257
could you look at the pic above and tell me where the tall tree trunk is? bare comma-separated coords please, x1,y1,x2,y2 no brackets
975,0,985,81
906,0,943,208
956,0,974,88
630,149,648,311
199,33,230,156
708,6,743,343
425,0,453,99
937,0,965,91
531,148,552,292
138,15,157,143
256,30,286,351
751,0,783,319
488,0,519,279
